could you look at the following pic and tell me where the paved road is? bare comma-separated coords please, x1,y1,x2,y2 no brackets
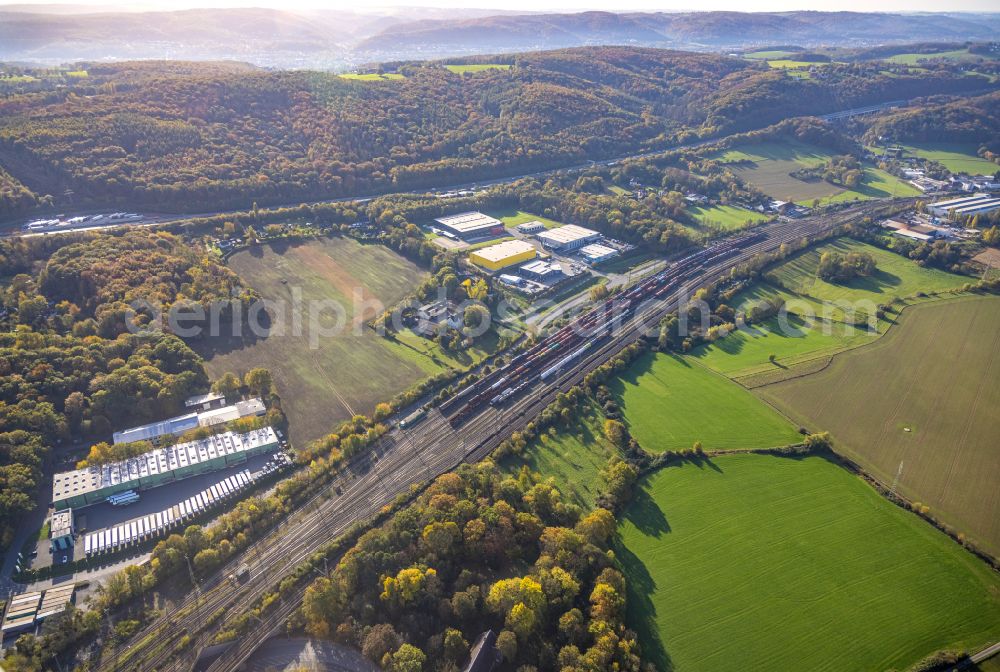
97,200,900,672
3,98,931,239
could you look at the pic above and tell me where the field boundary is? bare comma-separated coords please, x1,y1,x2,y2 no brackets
741,291,985,389
824,447,1000,572
755,294,1000,565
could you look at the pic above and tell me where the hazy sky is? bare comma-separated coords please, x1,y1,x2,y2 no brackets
1,0,998,12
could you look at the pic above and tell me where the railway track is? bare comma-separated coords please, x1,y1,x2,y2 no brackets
108,199,904,672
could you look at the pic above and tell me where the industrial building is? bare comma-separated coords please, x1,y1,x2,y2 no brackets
52,427,279,510
469,239,537,271
113,397,267,444
2,591,41,635
184,392,227,412
519,259,563,281
928,193,1000,218
2,585,75,635
435,212,505,240
414,299,463,336
49,510,74,552
535,224,601,251
516,220,547,234
578,243,620,265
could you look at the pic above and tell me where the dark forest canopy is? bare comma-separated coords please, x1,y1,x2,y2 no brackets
863,91,1000,151
0,47,991,220
0,230,253,552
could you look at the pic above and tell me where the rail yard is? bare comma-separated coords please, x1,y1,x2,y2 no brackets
101,199,908,672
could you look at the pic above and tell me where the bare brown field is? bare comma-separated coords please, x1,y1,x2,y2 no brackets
758,296,1000,556
195,236,440,446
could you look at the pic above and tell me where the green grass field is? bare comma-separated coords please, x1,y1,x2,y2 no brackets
884,49,988,65
807,167,920,205
610,352,802,452
502,401,615,509
765,238,967,305
693,239,970,386
689,314,883,383
687,204,769,231
712,140,918,203
901,142,999,175
765,59,825,69
744,50,796,59
492,208,568,230
758,295,1000,556
444,64,511,73
617,453,1000,672
198,236,471,445
338,73,406,81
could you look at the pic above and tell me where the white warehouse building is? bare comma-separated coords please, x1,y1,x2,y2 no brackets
536,224,602,251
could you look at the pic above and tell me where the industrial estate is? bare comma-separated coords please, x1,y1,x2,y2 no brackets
0,13,999,672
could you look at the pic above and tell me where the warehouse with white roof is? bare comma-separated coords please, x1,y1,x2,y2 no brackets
53,427,279,510
536,224,601,251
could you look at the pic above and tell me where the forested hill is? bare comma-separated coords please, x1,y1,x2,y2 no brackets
0,47,992,219
863,91,1000,148
357,11,1000,55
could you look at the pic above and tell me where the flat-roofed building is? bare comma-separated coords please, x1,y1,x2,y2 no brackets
36,584,75,621
516,220,547,234
52,427,279,510
113,413,200,445
435,212,505,240
536,224,601,251
2,591,41,634
578,243,620,265
519,259,563,281
928,193,996,217
114,398,268,444
184,392,226,411
469,239,537,271
952,198,1000,218
50,510,74,551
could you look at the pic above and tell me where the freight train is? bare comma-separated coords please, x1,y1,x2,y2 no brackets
444,231,766,427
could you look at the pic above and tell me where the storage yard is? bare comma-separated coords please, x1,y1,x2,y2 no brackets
83,468,261,557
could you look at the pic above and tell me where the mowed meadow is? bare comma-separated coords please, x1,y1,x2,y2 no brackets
713,140,919,204
759,296,1000,556
198,236,456,445
610,351,802,452
617,453,1000,672
688,237,970,385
